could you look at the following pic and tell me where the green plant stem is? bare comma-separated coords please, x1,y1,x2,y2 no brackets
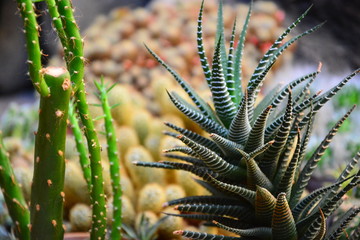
95,79,122,239
16,0,49,97
46,1,107,238
31,67,71,240
0,132,30,240
55,0,84,92
45,0,69,60
75,85,107,240
68,101,92,190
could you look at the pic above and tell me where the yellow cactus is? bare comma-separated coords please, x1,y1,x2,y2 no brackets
164,184,186,202
137,183,166,212
63,161,90,209
69,203,92,232
158,207,184,239
116,126,140,159
107,195,135,226
124,146,166,188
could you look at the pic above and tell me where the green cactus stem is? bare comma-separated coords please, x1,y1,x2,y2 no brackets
45,0,69,60
16,0,49,97
75,86,107,240
68,101,92,190
31,67,71,240
46,1,107,238
54,0,84,92
0,132,30,240
94,79,122,239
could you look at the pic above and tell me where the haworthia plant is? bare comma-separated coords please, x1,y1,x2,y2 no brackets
31,67,71,239
136,0,360,239
0,132,30,239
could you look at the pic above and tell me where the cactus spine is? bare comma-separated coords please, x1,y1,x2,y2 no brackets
94,79,122,239
0,132,30,239
31,67,71,239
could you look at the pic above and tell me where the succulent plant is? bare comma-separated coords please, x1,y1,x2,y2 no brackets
135,0,360,239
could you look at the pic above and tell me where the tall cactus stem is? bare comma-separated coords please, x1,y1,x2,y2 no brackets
45,0,69,61
0,132,30,240
95,79,122,239
75,84,107,239
68,101,92,190
31,67,71,240
16,0,49,97
54,0,84,92
50,1,107,238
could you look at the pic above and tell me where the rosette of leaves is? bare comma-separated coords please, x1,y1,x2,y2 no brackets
135,0,360,239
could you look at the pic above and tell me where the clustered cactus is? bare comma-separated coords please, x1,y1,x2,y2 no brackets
136,0,360,239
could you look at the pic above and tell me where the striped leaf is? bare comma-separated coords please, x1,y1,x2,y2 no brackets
214,221,272,239
260,91,293,179
325,207,360,240
210,133,244,163
163,153,204,166
228,91,251,145
164,121,220,152
173,230,240,240
210,37,237,127
165,195,241,207
292,175,355,221
215,0,228,78
272,193,297,240
226,18,237,104
167,91,228,137
246,157,274,191
208,175,256,205
197,0,212,86
276,130,301,200
177,135,246,179
176,204,247,218
255,186,277,225
233,1,252,105
313,209,326,240
145,44,217,120
245,105,272,153
291,106,355,206
164,212,252,229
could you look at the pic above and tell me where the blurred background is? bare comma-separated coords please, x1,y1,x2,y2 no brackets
1,0,359,95
0,0,359,120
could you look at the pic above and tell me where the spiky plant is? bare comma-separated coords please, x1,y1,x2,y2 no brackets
135,0,360,239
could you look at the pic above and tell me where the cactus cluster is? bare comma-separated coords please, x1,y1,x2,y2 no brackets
135,0,360,239
49,0,293,116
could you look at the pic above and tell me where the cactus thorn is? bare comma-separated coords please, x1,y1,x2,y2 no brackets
51,220,57,227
